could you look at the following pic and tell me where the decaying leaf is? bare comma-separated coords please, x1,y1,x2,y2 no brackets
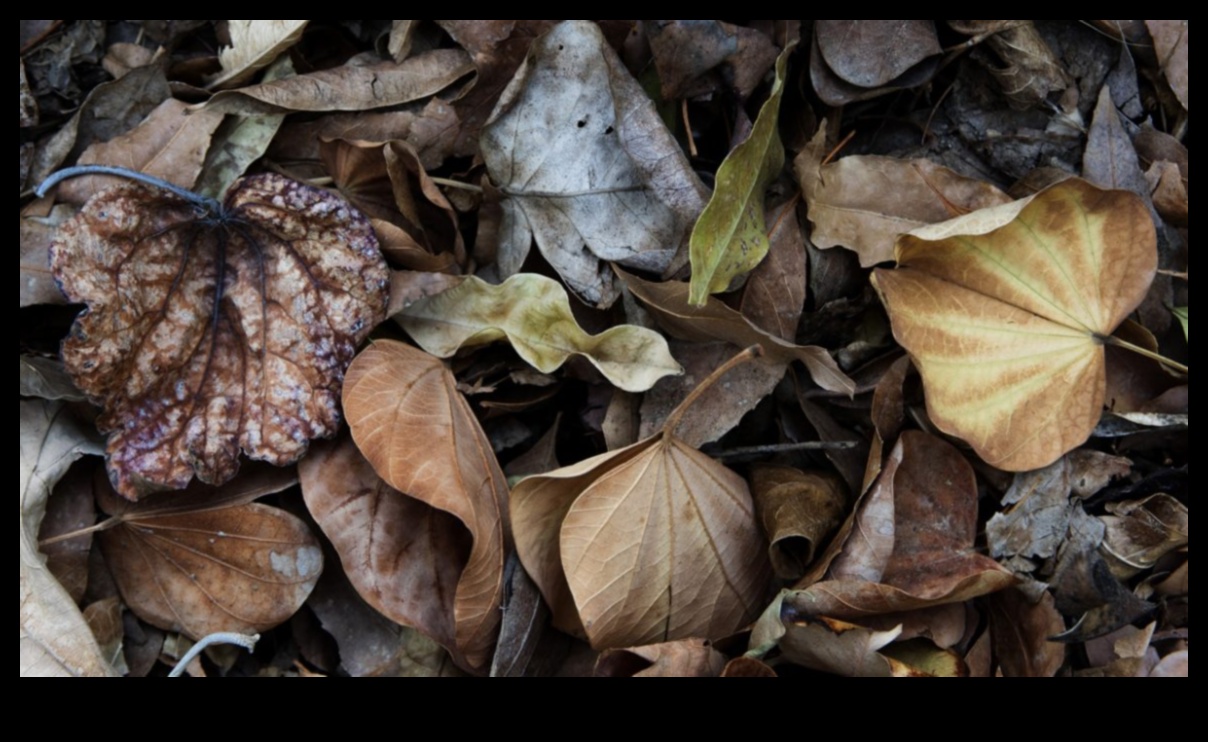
207,20,309,90
688,43,793,304
796,125,1013,266
872,178,1157,471
787,431,1015,619
20,400,113,677
645,20,779,100
512,349,771,649
339,340,509,673
988,588,1067,677
595,638,727,677
481,20,708,307
779,614,904,677
1100,495,1188,577
49,171,389,498
809,21,941,106
397,274,681,393
750,465,846,581
1145,20,1188,111
949,21,1071,110
96,464,320,640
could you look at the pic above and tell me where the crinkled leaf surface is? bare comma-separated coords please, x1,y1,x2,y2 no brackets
20,400,113,677
688,43,792,304
397,274,682,393
480,20,708,307
51,172,389,498
340,340,508,673
872,178,1157,471
206,20,309,89
96,463,320,640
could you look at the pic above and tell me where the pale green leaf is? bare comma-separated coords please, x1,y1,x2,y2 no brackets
688,43,794,305
396,274,682,393
1172,306,1187,340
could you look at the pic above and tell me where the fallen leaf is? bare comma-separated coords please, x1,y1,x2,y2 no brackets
1083,85,1151,201
1146,160,1188,227
490,554,550,677
512,349,771,649
688,43,793,304
397,274,682,393
96,463,320,640
779,614,903,677
948,21,1072,110
339,340,509,673
21,355,85,401
55,98,225,206
1149,650,1188,677
787,431,1015,619
987,457,1075,563
36,461,96,602
20,198,74,306
817,20,940,89
20,400,114,676
987,588,1066,677
1172,306,1187,339
796,124,1013,266
595,638,727,677
618,268,854,395
645,20,779,100
306,553,408,677
206,20,308,90
872,178,1157,471
750,465,846,581
739,200,808,343
480,20,708,307
203,49,474,115
50,171,389,498
1100,495,1188,577
1145,21,1187,111
387,21,417,63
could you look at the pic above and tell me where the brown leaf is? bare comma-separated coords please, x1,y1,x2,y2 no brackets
37,461,97,602
20,198,73,306
512,351,771,649
1100,495,1188,577
50,172,388,498
750,465,846,581
949,21,1071,109
203,49,474,115
306,551,409,677
20,400,114,677
206,20,309,90
987,588,1067,677
1145,21,1187,111
646,20,779,100
815,21,940,89
1083,85,1151,200
595,638,728,677
96,463,320,640
739,200,808,342
1146,160,1188,227
481,20,708,307
779,615,902,677
339,340,509,673
788,431,1015,619
796,125,1012,267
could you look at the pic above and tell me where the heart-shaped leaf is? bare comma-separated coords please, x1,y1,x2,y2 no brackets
871,178,1157,471
338,340,509,673
396,273,682,392
49,171,389,498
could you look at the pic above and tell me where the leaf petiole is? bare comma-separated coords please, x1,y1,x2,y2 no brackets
37,165,222,213
1102,334,1188,375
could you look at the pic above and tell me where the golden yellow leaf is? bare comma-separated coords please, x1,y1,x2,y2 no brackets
872,178,1157,471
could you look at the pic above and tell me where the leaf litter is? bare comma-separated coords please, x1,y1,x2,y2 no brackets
20,20,1187,677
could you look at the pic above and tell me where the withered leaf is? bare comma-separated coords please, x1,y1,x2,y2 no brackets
339,340,509,673
988,588,1067,677
206,20,309,90
815,21,940,89
96,463,320,640
50,172,389,498
595,638,727,677
481,20,708,307
872,178,1157,471
1145,21,1188,111
750,465,846,581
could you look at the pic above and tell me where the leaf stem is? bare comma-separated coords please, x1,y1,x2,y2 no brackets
38,516,121,548
37,165,221,212
168,632,260,677
663,345,763,437
428,176,483,193
1103,334,1188,374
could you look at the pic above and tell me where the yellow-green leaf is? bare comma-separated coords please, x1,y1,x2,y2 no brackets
396,274,682,393
1172,306,1187,340
688,43,794,305
872,178,1156,471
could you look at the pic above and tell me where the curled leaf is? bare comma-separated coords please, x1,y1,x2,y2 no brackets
340,340,509,673
397,274,682,393
688,43,793,304
872,178,1157,471
207,20,309,90
50,171,389,498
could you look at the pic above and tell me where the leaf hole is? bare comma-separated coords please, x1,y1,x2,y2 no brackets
577,118,588,128
604,125,614,135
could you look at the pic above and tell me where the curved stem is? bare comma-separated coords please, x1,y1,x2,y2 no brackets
37,165,221,212
663,345,763,438
168,632,260,677
38,516,121,548
1103,335,1189,375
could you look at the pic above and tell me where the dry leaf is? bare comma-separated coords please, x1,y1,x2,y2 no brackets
1100,495,1188,577
1083,85,1151,200
987,588,1067,677
20,400,114,677
397,274,682,393
37,462,96,602
750,465,846,581
595,638,727,677
50,171,389,498
688,43,793,304
957,21,1071,110
779,615,903,677
816,21,940,89
480,20,708,307
207,20,309,90
788,431,1015,619
645,20,779,100
306,554,409,677
21,355,85,401
796,125,1012,266
1145,21,1187,111
872,178,1157,471
204,49,474,115
512,350,771,649
96,464,318,640
987,456,1076,563
740,200,808,342
339,340,509,673
21,198,74,306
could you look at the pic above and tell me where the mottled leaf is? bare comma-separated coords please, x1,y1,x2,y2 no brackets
340,340,509,673
50,172,389,498
480,20,708,307
688,43,793,304
96,464,320,640
872,178,1157,471
207,20,309,89
397,274,681,393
